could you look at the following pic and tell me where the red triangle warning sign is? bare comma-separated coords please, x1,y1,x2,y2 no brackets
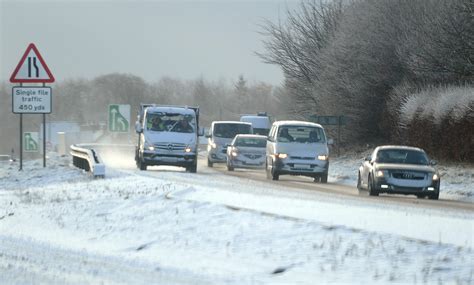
10,43,55,83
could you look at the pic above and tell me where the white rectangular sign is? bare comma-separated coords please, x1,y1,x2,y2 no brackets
12,87,52,114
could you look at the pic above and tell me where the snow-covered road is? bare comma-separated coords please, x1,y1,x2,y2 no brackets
0,153,472,284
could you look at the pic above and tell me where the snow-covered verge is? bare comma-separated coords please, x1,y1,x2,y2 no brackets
329,152,474,203
0,154,473,284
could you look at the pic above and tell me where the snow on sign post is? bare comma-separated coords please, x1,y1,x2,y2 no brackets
108,104,130,133
10,43,55,170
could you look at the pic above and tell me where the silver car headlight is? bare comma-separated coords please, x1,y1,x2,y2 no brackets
317,155,328,161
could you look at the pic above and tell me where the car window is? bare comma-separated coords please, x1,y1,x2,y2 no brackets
214,124,252,138
235,137,266,148
376,149,429,165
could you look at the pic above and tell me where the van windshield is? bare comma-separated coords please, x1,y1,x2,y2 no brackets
214,123,252,138
277,126,326,143
146,113,196,133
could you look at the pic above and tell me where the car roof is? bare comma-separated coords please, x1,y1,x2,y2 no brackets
234,134,267,139
375,145,425,152
272,120,323,128
212,121,252,126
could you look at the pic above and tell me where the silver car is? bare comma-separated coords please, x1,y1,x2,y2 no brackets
226,134,267,171
357,145,440,199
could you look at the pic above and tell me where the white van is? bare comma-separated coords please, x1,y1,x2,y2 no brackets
240,114,271,135
266,120,330,182
206,121,253,167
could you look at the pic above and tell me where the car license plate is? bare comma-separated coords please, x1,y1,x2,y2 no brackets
294,164,310,169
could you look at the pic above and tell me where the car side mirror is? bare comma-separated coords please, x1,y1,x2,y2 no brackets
135,121,143,133
430,160,437,166
327,138,334,145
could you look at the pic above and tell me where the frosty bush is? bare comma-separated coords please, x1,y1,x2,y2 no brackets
397,85,474,162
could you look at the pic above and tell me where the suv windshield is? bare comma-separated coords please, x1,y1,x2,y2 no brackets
214,123,252,138
146,113,196,133
376,149,429,165
235,137,266,148
277,126,326,143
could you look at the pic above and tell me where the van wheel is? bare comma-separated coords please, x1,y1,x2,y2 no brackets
138,157,147,171
187,161,197,173
320,172,328,183
271,164,279,181
207,158,213,167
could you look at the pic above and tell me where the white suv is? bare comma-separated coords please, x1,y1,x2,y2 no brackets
266,121,330,182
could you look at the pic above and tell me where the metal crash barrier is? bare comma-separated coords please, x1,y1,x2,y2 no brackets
70,144,105,178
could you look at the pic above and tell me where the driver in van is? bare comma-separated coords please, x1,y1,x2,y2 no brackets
279,128,294,142
150,116,165,131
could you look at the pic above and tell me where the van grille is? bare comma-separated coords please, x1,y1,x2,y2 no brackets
154,143,186,151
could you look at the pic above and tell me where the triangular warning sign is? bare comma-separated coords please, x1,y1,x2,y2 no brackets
10,43,55,83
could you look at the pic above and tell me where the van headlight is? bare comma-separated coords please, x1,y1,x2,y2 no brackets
276,153,288,159
376,170,386,177
144,141,154,151
185,147,192,153
317,155,328,161
432,173,439,181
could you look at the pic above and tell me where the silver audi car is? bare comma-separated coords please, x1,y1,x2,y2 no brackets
357,145,440,199
226,134,267,171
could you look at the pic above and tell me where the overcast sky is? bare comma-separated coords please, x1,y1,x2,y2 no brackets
1,0,298,85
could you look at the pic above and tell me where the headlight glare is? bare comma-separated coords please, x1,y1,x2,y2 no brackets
376,170,385,177
185,147,192,153
317,155,328,161
277,153,288,159
432,174,439,181
210,142,217,149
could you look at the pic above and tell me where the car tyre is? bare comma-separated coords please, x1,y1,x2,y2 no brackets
368,175,379,196
207,158,213,167
266,161,272,180
428,192,439,200
357,172,363,190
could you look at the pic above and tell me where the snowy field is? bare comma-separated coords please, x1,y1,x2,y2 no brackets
0,153,472,284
